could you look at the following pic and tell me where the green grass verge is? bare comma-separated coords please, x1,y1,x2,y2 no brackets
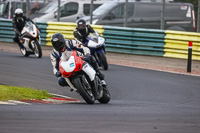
0,85,53,101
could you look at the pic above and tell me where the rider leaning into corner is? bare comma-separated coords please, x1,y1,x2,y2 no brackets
12,8,40,49
73,19,100,46
50,32,106,87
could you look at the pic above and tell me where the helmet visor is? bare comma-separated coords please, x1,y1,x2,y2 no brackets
53,38,66,51
78,24,86,30
16,13,23,18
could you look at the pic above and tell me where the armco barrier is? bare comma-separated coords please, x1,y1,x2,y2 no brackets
103,26,166,56
164,30,200,60
0,19,47,45
0,19,200,60
103,26,200,60
45,22,104,46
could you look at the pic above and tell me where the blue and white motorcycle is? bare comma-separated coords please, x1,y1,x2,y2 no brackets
85,36,108,70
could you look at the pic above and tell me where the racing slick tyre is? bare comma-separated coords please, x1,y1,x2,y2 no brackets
33,40,42,58
74,77,95,104
98,86,110,104
98,52,108,70
20,48,30,57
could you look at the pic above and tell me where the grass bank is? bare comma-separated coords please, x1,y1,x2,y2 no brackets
0,85,53,101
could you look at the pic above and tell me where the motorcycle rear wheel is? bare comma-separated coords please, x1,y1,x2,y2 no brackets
98,52,108,70
33,40,42,58
98,86,110,104
74,77,95,104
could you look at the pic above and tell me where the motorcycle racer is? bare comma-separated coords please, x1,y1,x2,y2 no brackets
73,19,100,46
12,8,40,49
50,32,105,87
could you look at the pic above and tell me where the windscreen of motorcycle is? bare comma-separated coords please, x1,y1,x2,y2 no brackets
21,21,37,38
61,51,73,61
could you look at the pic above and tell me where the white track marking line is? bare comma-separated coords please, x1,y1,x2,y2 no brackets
8,100,31,105
0,101,16,105
49,93,78,99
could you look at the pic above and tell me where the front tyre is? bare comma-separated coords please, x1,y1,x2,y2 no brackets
74,77,95,104
20,48,30,57
98,86,110,104
98,52,108,70
33,40,42,58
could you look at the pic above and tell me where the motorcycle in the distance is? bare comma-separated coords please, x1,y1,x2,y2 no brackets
85,35,108,70
20,21,42,58
59,50,110,104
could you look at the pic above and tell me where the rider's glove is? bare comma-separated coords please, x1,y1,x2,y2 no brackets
55,71,61,77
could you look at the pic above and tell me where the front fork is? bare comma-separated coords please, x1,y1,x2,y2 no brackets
31,35,41,47
94,47,105,66
64,77,77,92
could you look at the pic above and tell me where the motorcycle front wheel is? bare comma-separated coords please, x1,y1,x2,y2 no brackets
20,48,30,57
98,86,110,104
32,40,42,58
98,52,108,70
74,76,95,104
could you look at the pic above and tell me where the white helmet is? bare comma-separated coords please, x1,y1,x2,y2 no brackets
15,8,23,17
15,8,23,14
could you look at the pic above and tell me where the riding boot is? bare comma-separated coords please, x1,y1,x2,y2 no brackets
17,43,24,49
101,80,107,86
83,54,105,80
13,35,24,49
58,77,69,87
96,68,105,80
16,40,24,49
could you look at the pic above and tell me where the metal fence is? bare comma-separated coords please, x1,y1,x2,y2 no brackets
0,19,47,45
0,19,200,60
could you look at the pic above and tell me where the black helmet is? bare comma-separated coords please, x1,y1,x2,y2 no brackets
77,19,86,30
51,33,66,52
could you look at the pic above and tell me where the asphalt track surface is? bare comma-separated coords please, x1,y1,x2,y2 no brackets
0,51,200,133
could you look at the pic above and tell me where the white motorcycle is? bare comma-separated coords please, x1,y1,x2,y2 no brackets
20,21,42,58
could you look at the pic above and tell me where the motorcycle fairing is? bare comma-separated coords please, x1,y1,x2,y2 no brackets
59,51,85,78
87,40,98,48
82,63,96,81
21,21,39,52
22,37,32,51
98,37,105,45
21,23,38,38
60,56,76,73
86,36,105,48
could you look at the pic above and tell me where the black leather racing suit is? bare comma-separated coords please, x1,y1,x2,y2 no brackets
73,25,99,46
12,15,37,48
